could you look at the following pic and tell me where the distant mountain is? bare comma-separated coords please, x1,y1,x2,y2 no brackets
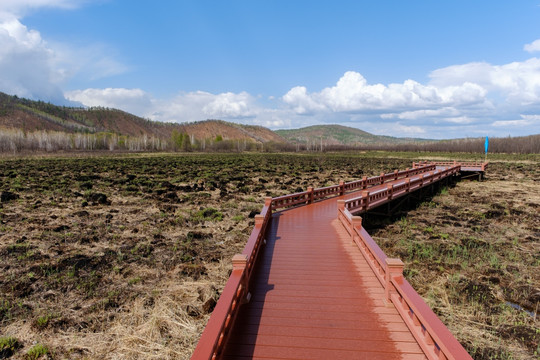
0,92,284,143
275,125,431,146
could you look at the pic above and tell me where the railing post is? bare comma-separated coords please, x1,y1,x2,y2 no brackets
351,215,362,236
362,176,367,189
337,199,345,212
387,183,393,200
264,196,273,213
361,190,369,212
307,186,314,204
385,258,404,306
232,253,248,271
380,172,385,184
394,170,398,180
352,215,362,229
339,180,345,196
255,214,264,226
232,254,249,304
406,178,411,192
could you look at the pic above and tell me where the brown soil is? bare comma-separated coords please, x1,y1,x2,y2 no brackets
0,153,537,359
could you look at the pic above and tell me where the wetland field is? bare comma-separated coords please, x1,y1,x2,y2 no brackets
0,152,538,359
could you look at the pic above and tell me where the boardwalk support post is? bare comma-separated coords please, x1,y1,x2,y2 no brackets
385,258,404,306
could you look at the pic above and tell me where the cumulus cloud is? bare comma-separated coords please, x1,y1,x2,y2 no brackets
65,88,260,124
429,58,540,105
282,71,487,116
65,88,153,115
0,1,126,103
524,39,540,53
202,92,255,118
0,18,67,102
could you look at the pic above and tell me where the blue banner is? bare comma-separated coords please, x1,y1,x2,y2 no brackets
485,136,489,154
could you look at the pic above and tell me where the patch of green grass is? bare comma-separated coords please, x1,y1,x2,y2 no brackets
26,343,49,359
232,215,244,222
0,336,20,354
191,207,223,222
128,276,141,285
35,313,52,328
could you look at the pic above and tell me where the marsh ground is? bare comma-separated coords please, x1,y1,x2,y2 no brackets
0,152,538,359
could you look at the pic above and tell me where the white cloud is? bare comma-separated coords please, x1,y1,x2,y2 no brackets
0,18,66,101
524,39,540,53
283,71,487,116
202,92,255,118
65,88,260,123
429,58,540,105
0,0,87,18
492,114,540,127
282,86,327,114
65,88,153,115
0,1,126,103
492,119,533,127
381,107,461,120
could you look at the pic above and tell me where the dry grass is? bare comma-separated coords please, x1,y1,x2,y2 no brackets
0,153,538,359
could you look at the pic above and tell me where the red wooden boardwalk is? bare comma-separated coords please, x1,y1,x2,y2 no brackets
192,162,485,360
223,190,425,359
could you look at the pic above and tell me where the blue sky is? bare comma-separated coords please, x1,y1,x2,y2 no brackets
1,0,540,139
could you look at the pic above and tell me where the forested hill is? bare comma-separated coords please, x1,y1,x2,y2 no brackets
275,124,431,146
0,92,284,144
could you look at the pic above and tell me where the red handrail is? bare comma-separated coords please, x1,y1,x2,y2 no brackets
343,166,460,214
337,168,473,359
272,164,437,211
191,198,272,360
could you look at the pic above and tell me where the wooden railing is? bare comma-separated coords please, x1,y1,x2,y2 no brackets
192,162,477,360
414,161,488,172
191,197,272,360
337,206,472,360
343,166,460,214
272,164,437,211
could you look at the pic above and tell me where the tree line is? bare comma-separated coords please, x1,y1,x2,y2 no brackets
0,128,538,154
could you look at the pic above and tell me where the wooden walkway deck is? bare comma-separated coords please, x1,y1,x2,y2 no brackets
192,162,485,360
223,190,425,359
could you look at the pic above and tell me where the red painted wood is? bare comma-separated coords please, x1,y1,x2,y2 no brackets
222,187,423,359
194,163,480,359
